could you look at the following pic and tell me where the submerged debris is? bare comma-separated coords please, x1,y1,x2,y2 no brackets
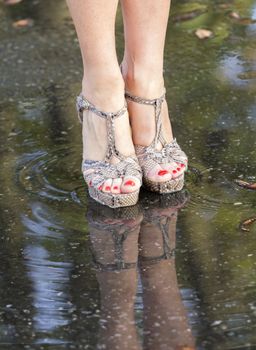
12,18,34,28
195,28,213,39
234,179,256,190
4,0,23,5
239,217,256,232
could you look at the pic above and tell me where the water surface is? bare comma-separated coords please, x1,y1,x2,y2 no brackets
1,0,256,349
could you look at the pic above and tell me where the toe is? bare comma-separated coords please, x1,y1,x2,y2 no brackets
102,178,113,193
161,162,186,179
121,176,141,194
147,164,172,183
111,178,122,194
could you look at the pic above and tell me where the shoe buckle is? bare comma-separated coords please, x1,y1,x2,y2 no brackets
82,99,90,110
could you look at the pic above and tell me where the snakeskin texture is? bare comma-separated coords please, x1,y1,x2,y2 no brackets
76,94,142,208
125,90,188,194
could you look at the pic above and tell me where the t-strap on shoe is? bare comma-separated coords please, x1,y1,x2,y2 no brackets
125,89,188,194
76,94,142,208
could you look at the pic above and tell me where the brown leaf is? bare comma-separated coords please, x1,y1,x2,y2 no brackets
195,29,213,39
234,179,256,190
12,18,34,28
238,71,256,80
237,18,256,25
229,12,256,24
4,0,22,5
239,217,256,232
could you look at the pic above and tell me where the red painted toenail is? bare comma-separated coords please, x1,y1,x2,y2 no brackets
124,180,135,186
177,168,181,171
181,164,185,167
113,186,119,190
158,170,168,176
105,186,111,191
98,185,103,191
172,170,177,174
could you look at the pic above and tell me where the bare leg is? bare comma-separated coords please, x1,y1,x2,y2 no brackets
66,0,140,194
121,0,186,181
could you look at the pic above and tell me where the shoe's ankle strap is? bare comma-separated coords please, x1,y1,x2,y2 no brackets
125,88,166,107
76,94,127,124
76,93,128,162
125,89,167,147
139,214,176,265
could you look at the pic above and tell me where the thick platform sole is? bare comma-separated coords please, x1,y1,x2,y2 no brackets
143,174,185,194
88,186,140,208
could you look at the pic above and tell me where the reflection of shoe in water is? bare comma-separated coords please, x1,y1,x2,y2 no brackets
139,190,189,266
87,199,142,272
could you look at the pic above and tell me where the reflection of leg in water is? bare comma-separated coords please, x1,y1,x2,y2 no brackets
139,192,195,350
88,201,143,350
96,270,141,350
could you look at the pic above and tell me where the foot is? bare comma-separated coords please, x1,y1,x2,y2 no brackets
121,64,186,183
81,79,141,195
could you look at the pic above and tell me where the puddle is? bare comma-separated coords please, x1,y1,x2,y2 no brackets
1,0,256,349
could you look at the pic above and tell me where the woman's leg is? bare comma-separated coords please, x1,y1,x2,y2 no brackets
66,0,140,194
121,0,186,181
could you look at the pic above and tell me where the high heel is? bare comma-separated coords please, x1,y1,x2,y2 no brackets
125,89,188,194
76,94,142,208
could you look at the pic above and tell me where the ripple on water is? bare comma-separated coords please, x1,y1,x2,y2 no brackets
16,148,87,206
22,202,66,239
186,163,256,212
17,150,255,212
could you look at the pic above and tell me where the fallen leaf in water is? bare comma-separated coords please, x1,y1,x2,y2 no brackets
229,11,241,19
238,18,256,25
195,28,213,39
4,0,22,4
238,71,256,80
229,12,256,25
239,217,256,232
12,18,34,28
234,179,256,190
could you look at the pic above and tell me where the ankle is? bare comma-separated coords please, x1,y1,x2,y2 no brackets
121,60,165,99
82,73,125,112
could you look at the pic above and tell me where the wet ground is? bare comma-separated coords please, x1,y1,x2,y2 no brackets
1,0,256,349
